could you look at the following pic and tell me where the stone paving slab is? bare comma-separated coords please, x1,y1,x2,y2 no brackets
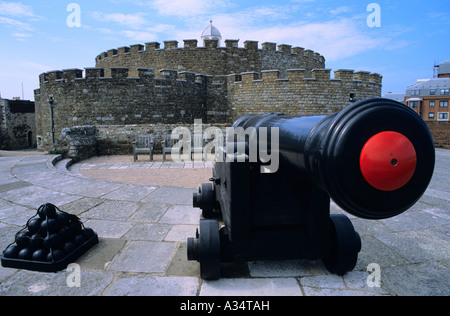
0,149,449,296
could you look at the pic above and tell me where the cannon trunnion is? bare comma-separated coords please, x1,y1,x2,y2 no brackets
188,98,435,280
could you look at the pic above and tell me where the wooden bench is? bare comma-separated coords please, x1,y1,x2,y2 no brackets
162,133,209,161
132,135,154,162
162,133,177,161
191,134,205,160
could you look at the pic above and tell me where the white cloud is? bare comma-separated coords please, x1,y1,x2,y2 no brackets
12,32,32,41
0,1,43,41
120,30,158,42
0,1,36,17
150,0,232,17
92,12,149,29
0,16,33,31
252,20,388,61
171,5,395,62
330,6,352,16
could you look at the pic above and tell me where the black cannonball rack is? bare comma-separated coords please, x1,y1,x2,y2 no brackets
1,203,99,273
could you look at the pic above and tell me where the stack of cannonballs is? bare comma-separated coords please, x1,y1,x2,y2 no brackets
1,203,98,272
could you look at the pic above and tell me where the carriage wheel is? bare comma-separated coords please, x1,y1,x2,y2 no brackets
322,215,361,276
198,219,221,280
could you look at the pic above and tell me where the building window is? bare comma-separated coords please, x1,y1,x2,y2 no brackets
440,101,449,107
438,112,449,121
411,90,420,96
429,112,435,119
430,89,436,95
410,101,419,108
441,89,449,95
430,101,435,107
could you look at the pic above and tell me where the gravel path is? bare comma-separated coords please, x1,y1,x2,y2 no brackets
76,155,213,188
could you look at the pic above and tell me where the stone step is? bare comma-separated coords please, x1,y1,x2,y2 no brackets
53,158,73,173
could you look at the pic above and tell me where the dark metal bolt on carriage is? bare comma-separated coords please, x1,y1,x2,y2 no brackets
187,98,435,280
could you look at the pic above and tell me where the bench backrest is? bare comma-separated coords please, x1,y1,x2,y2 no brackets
192,134,204,148
162,133,177,147
135,135,153,148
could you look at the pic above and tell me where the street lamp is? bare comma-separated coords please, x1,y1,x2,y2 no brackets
47,97,55,145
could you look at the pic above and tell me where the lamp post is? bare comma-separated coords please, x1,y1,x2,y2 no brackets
47,97,55,146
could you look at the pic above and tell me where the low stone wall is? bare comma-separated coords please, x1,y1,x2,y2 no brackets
426,121,450,149
96,123,230,156
52,126,98,162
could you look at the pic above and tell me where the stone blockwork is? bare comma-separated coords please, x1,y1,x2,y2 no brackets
35,68,229,151
96,123,229,156
228,69,383,118
0,99,36,150
96,39,326,78
52,126,98,162
34,38,382,154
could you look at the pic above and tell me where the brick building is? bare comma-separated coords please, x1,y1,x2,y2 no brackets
404,60,450,122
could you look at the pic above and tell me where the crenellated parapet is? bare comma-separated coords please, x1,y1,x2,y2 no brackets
95,39,326,78
227,69,382,118
38,67,217,86
34,67,230,151
226,69,382,85
34,39,382,154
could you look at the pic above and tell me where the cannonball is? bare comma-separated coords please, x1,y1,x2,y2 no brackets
82,228,95,239
29,234,45,250
41,219,60,234
15,231,30,248
44,233,64,249
73,234,86,246
47,249,65,262
27,218,42,235
56,212,70,227
3,245,20,259
38,204,57,219
32,249,48,262
63,241,77,255
69,220,82,235
59,226,75,242
18,247,33,260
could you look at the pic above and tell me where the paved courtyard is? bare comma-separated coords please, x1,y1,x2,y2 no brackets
0,149,449,296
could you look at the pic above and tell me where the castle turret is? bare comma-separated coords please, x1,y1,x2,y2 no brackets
201,20,222,45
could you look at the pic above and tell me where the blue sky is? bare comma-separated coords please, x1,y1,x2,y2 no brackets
0,0,449,101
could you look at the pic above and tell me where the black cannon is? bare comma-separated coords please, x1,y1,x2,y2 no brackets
187,98,435,280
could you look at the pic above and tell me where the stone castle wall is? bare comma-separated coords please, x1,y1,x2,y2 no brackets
227,69,382,118
95,39,325,78
34,38,382,155
35,67,382,152
35,68,230,151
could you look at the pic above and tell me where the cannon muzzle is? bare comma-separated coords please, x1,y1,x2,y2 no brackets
232,98,435,220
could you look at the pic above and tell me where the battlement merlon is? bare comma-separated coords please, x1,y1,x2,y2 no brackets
38,67,216,86
38,67,380,87
228,69,383,85
95,39,326,62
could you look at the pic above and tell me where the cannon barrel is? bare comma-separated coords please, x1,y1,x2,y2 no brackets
189,98,436,279
231,98,435,220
